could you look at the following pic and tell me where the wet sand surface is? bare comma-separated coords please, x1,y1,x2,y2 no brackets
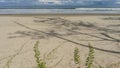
0,15,120,68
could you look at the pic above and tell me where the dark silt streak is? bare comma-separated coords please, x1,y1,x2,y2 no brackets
14,22,120,54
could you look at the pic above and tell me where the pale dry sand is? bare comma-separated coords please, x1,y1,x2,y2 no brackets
0,15,120,68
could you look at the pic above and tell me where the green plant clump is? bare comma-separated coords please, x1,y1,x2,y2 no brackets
74,47,81,68
34,41,46,68
86,44,95,68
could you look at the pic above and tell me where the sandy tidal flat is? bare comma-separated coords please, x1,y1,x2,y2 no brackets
0,15,120,68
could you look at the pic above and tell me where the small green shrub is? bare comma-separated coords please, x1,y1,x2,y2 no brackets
74,47,81,68
34,41,46,68
86,44,95,68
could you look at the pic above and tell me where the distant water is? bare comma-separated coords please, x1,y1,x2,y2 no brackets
0,8,120,14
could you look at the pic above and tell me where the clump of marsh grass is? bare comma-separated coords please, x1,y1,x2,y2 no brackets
74,47,81,68
86,44,95,68
34,41,46,68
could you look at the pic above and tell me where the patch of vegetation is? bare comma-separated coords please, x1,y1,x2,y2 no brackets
73,44,95,68
74,47,81,68
86,44,95,68
34,41,46,68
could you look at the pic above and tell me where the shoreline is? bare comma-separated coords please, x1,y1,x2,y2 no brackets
1,14,120,17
